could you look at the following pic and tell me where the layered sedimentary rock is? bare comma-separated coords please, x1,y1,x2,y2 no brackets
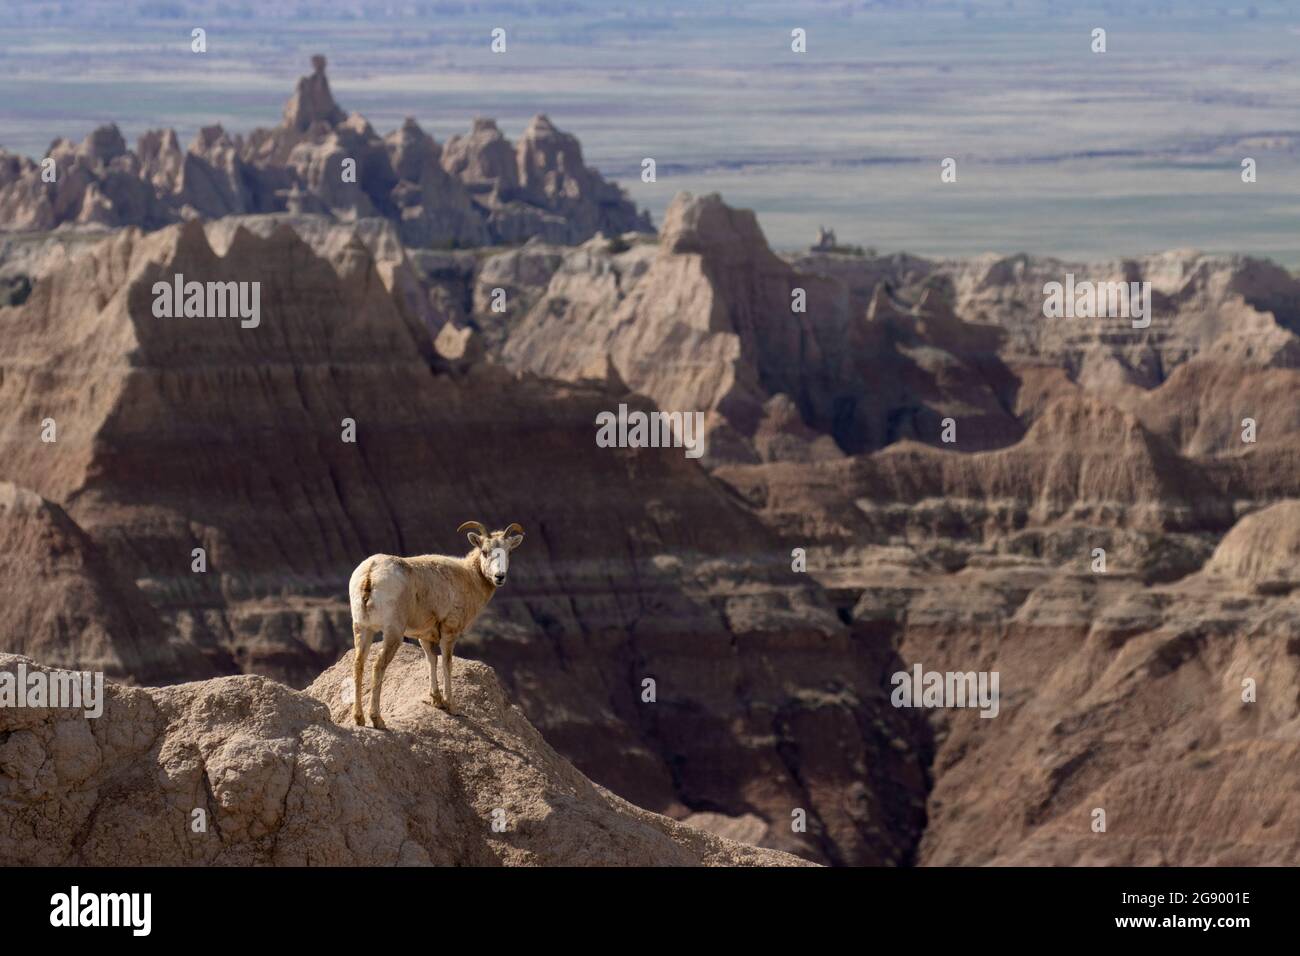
494,196,1300,461
1203,499,1300,587
0,57,650,248
714,441,1298,866
384,117,489,249
0,124,173,232
0,483,209,682
2,180,1297,866
0,218,927,865
0,650,808,865
501,192,1026,463
495,193,1300,865
788,247,1300,384
898,500,1300,866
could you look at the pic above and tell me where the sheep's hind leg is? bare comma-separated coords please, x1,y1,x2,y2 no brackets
352,623,373,725
420,638,446,710
440,638,456,715
369,627,402,730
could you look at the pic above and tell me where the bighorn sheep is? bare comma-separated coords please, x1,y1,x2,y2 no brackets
347,521,524,727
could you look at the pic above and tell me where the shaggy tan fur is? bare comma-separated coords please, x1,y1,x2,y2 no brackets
348,521,523,726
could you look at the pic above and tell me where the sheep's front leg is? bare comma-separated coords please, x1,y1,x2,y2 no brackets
352,623,372,725
369,629,402,729
420,638,446,710
440,637,456,715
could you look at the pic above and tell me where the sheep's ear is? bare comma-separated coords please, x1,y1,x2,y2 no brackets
505,533,524,550
467,532,484,548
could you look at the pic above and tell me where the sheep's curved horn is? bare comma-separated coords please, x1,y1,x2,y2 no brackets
503,522,524,537
457,520,487,536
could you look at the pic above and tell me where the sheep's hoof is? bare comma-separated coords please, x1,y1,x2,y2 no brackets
427,693,447,709
369,713,387,730
353,711,366,726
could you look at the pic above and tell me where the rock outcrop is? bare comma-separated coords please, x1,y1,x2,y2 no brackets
495,192,1300,486
0,124,173,232
283,54,348,132
1203,500,1300,588
501,192,1025,463
0,483,209,682
0,57,650,249
895,557,1300,866
0,650,808,865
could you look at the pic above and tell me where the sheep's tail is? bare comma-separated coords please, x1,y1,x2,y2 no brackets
359,565,373,611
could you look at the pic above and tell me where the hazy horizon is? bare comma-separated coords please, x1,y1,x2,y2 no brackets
2,0,1298,264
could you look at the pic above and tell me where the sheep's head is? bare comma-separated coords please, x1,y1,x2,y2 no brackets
458,521,525,587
